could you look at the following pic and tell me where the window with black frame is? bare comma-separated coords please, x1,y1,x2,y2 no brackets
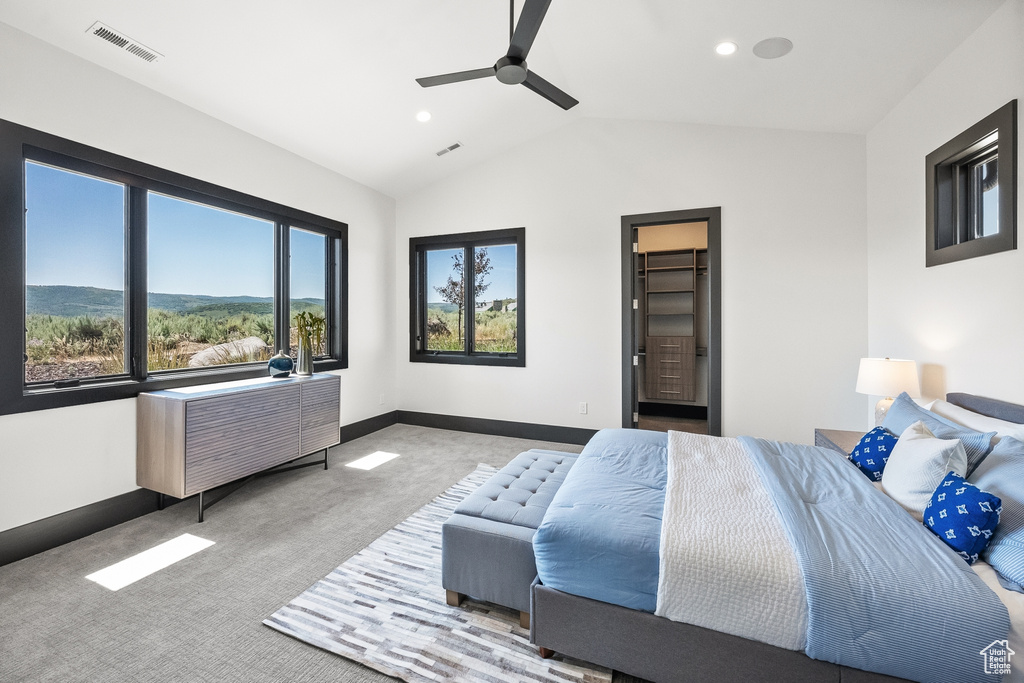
926,100,1017,267
410,228,525,366
3,118,347,416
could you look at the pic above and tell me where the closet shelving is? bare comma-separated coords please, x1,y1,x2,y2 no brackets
639,248,706,403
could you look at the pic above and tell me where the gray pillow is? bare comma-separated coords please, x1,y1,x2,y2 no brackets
882,392,995,474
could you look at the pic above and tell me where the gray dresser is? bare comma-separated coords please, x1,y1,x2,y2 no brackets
137,374,340,517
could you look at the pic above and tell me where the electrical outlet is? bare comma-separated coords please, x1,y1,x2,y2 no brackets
579,402,588,415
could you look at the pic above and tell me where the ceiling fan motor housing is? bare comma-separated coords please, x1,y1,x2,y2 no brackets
415,0,577,108
495,56,528,85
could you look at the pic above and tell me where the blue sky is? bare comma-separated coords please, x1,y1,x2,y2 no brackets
25,161,125,291
426,244,517,304
25,161,326,300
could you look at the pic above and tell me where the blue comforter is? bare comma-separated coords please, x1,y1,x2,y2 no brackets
534,429,1010,683
740,436,1009,683
533,428,666,611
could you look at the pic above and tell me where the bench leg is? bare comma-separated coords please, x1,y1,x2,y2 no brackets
445,590,464,607
538,647,555,659
519,611,530,629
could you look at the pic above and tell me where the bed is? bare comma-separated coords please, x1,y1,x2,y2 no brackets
529,392,1024,683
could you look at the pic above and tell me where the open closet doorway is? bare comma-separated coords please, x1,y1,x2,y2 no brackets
620,208,721,435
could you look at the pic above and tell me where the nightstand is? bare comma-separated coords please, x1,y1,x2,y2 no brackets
814,428,865,456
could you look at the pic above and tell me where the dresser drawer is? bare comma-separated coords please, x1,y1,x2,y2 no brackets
650,386,688,400
184,384,301,496
646,360,683,387
300,374,341,454
645,336,696,402
647,336,691,357
649,355,686,376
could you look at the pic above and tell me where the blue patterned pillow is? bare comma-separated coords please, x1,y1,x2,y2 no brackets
924,471,1001,564
849,426,898,481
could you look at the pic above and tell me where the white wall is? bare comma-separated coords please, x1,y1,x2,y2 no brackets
396,117,868,442
0,24,396,533
866,0,1024,408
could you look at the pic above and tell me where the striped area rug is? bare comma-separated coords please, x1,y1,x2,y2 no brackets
264,465,612,683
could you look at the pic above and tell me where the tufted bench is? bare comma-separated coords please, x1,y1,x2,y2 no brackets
442,449,578,628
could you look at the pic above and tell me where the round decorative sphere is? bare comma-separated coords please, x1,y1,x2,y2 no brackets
268,351,294,378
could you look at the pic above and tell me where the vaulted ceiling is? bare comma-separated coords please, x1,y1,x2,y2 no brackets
0,0,1004,197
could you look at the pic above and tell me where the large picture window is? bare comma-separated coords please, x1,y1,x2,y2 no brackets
1,119,347,416
410,228,525,366
25,161,128,384
146,192,277,371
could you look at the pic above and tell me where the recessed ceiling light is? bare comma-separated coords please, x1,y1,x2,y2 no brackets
416,111,432,122
715,41,738,56
753,37,793,59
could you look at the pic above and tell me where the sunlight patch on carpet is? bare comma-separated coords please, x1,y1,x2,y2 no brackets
345,450,401,470
86,533,215,591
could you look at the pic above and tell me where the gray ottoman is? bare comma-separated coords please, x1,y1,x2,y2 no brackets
442,449,577,628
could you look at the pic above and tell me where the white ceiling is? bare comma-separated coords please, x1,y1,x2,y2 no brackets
0,0,1004,198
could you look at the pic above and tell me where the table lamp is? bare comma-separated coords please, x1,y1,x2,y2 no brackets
856,357,920,426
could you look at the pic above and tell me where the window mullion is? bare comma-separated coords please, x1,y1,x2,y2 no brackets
274,222,290,356
127,186,148,380
415,248,426,354
464,245,474,354
327,233,343,362
322,233,331,358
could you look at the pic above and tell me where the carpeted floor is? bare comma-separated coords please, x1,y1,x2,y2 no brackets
0,425,648,682
266,464,610,683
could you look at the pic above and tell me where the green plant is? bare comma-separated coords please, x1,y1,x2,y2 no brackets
147,337,192,371
294,310,326,355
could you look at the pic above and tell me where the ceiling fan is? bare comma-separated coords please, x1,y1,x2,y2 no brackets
416,0,578,110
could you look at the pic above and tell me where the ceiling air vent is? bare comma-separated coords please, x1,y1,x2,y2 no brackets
435,142,463,157
87,21,162,63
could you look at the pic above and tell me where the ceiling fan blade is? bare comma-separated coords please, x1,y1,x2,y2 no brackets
522,70,578,110
507,0,551,60
416,67,495,88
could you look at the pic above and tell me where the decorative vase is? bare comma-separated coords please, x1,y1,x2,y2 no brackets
267,350,294,378
295,337,313,376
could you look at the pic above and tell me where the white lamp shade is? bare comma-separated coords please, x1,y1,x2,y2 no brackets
855,358,920,398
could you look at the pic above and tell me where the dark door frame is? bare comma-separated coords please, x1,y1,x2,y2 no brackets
621,207,722,435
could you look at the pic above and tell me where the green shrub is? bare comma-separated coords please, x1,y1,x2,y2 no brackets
25,308,278,376
423,308,516,353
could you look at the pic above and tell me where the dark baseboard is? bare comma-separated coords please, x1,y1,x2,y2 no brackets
0,488,158,568
341,411,397,443
0,410,593,567
395,410,596,446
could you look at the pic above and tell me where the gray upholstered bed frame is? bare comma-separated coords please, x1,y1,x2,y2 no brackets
529,392,1024,683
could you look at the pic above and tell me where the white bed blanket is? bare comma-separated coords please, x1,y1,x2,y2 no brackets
655,431,807,650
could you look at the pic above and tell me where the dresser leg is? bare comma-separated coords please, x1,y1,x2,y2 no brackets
198,491,204,523
324,448,329,470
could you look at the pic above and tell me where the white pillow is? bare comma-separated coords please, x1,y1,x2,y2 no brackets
929,398,1024,445
881,420,968,521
